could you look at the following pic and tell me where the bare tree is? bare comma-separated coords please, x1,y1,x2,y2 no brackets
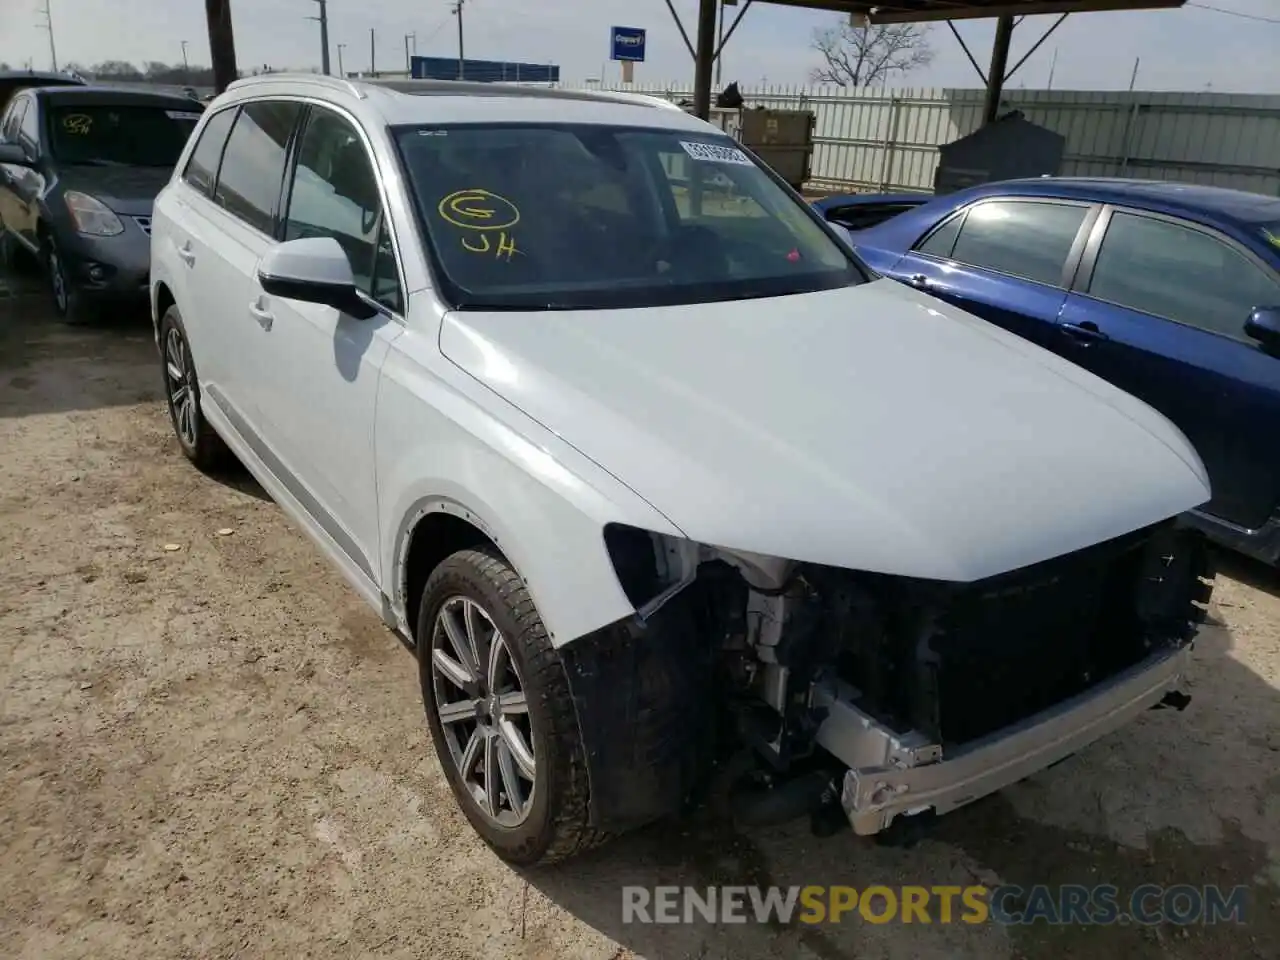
810,20,933,88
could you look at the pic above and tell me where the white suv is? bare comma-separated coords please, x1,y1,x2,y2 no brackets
150,75,1214,865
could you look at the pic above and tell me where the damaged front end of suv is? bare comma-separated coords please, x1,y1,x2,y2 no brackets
562,519,1212,840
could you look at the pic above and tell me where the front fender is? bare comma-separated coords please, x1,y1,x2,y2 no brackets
376,331,683,647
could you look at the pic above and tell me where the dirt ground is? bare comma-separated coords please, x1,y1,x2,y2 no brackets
1,274,1278,960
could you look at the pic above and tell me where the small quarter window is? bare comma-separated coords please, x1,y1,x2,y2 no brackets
183,107,237,197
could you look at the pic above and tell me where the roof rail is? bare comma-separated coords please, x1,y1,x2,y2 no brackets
358,78,683,110
225,72,367,99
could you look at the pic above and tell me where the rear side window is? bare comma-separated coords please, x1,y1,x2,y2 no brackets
182,106,237,195
0,97,26,141
931,199,1087,287
18,98,40,146
211,100,302,234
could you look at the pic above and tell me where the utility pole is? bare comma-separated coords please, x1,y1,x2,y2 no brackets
454,0,465,80
404,32,416,73
337,43,346,78
307,0,331,75
715,0,726,87
205,0,239,95
369,28,376,75
37,0,59,72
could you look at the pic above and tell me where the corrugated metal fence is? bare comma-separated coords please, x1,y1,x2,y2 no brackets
571,84,1280,196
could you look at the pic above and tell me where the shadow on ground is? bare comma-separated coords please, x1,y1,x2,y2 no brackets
0,266,157,418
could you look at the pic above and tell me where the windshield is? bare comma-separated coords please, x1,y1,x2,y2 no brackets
394,123,863,310
48,103,202,167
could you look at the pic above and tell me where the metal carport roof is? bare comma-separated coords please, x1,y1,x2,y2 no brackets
684,0,1187,121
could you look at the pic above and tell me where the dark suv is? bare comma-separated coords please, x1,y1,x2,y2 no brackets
0,69,84,115
0,86,202,322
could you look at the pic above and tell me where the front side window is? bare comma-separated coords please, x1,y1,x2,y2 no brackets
213,100,301,234
935,199,1088,287
284,106,400,311
183,106,237,197
394,123,860,310
46,102,202,166
1088,212,1280,340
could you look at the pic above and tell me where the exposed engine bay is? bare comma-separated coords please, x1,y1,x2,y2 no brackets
561,520,1213,838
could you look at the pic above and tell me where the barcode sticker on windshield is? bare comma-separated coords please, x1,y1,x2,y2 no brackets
679,140,752,165
166,111,203,121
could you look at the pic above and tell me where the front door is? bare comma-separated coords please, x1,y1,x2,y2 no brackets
251,104,405,583
886,197,1096,354
1059,208,1280,531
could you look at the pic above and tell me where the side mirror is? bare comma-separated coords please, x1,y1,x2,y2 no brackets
0,141,34,167
257,236,378,320
1244,306,1280,352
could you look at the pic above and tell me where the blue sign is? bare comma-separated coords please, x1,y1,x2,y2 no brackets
611,26,646,62
410,56,559,83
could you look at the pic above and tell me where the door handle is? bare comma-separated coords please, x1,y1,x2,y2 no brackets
1058,320,1109,344
176,242,196,267
249,299,274,331
909,274,931,289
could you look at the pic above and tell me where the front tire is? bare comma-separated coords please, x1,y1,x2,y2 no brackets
45,236,95,325
159,305,230,471
417,548,609,865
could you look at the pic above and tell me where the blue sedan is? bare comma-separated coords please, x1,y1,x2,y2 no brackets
815,178,1280,565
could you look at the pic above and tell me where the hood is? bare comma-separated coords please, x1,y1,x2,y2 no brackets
56,165,171,216
440,279,1211,583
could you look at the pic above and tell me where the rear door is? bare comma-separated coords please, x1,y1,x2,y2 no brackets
153,103,237,370
886,197,1097,353
1059,207,1280,531
182,99,302,431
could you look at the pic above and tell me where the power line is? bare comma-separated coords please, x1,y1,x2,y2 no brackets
1186,2,1280,24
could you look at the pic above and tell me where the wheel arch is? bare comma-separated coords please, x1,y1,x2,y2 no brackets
386,484,640,651
399,501,505,642
153,280,176,340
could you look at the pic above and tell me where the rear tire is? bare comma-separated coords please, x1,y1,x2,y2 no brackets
417,548,610,865
159,305,231,472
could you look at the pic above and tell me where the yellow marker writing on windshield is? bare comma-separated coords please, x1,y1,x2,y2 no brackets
461,231,520,261
438,189,520,231
62,114,92,135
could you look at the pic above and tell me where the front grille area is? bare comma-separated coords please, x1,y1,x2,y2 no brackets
133,216,152,236
920,522,1207,746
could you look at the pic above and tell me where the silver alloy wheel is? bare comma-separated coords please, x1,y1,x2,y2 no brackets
431,595,536,827
48,244,68,312
164,326,197,448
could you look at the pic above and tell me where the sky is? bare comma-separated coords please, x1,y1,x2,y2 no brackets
2,0,1279,94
